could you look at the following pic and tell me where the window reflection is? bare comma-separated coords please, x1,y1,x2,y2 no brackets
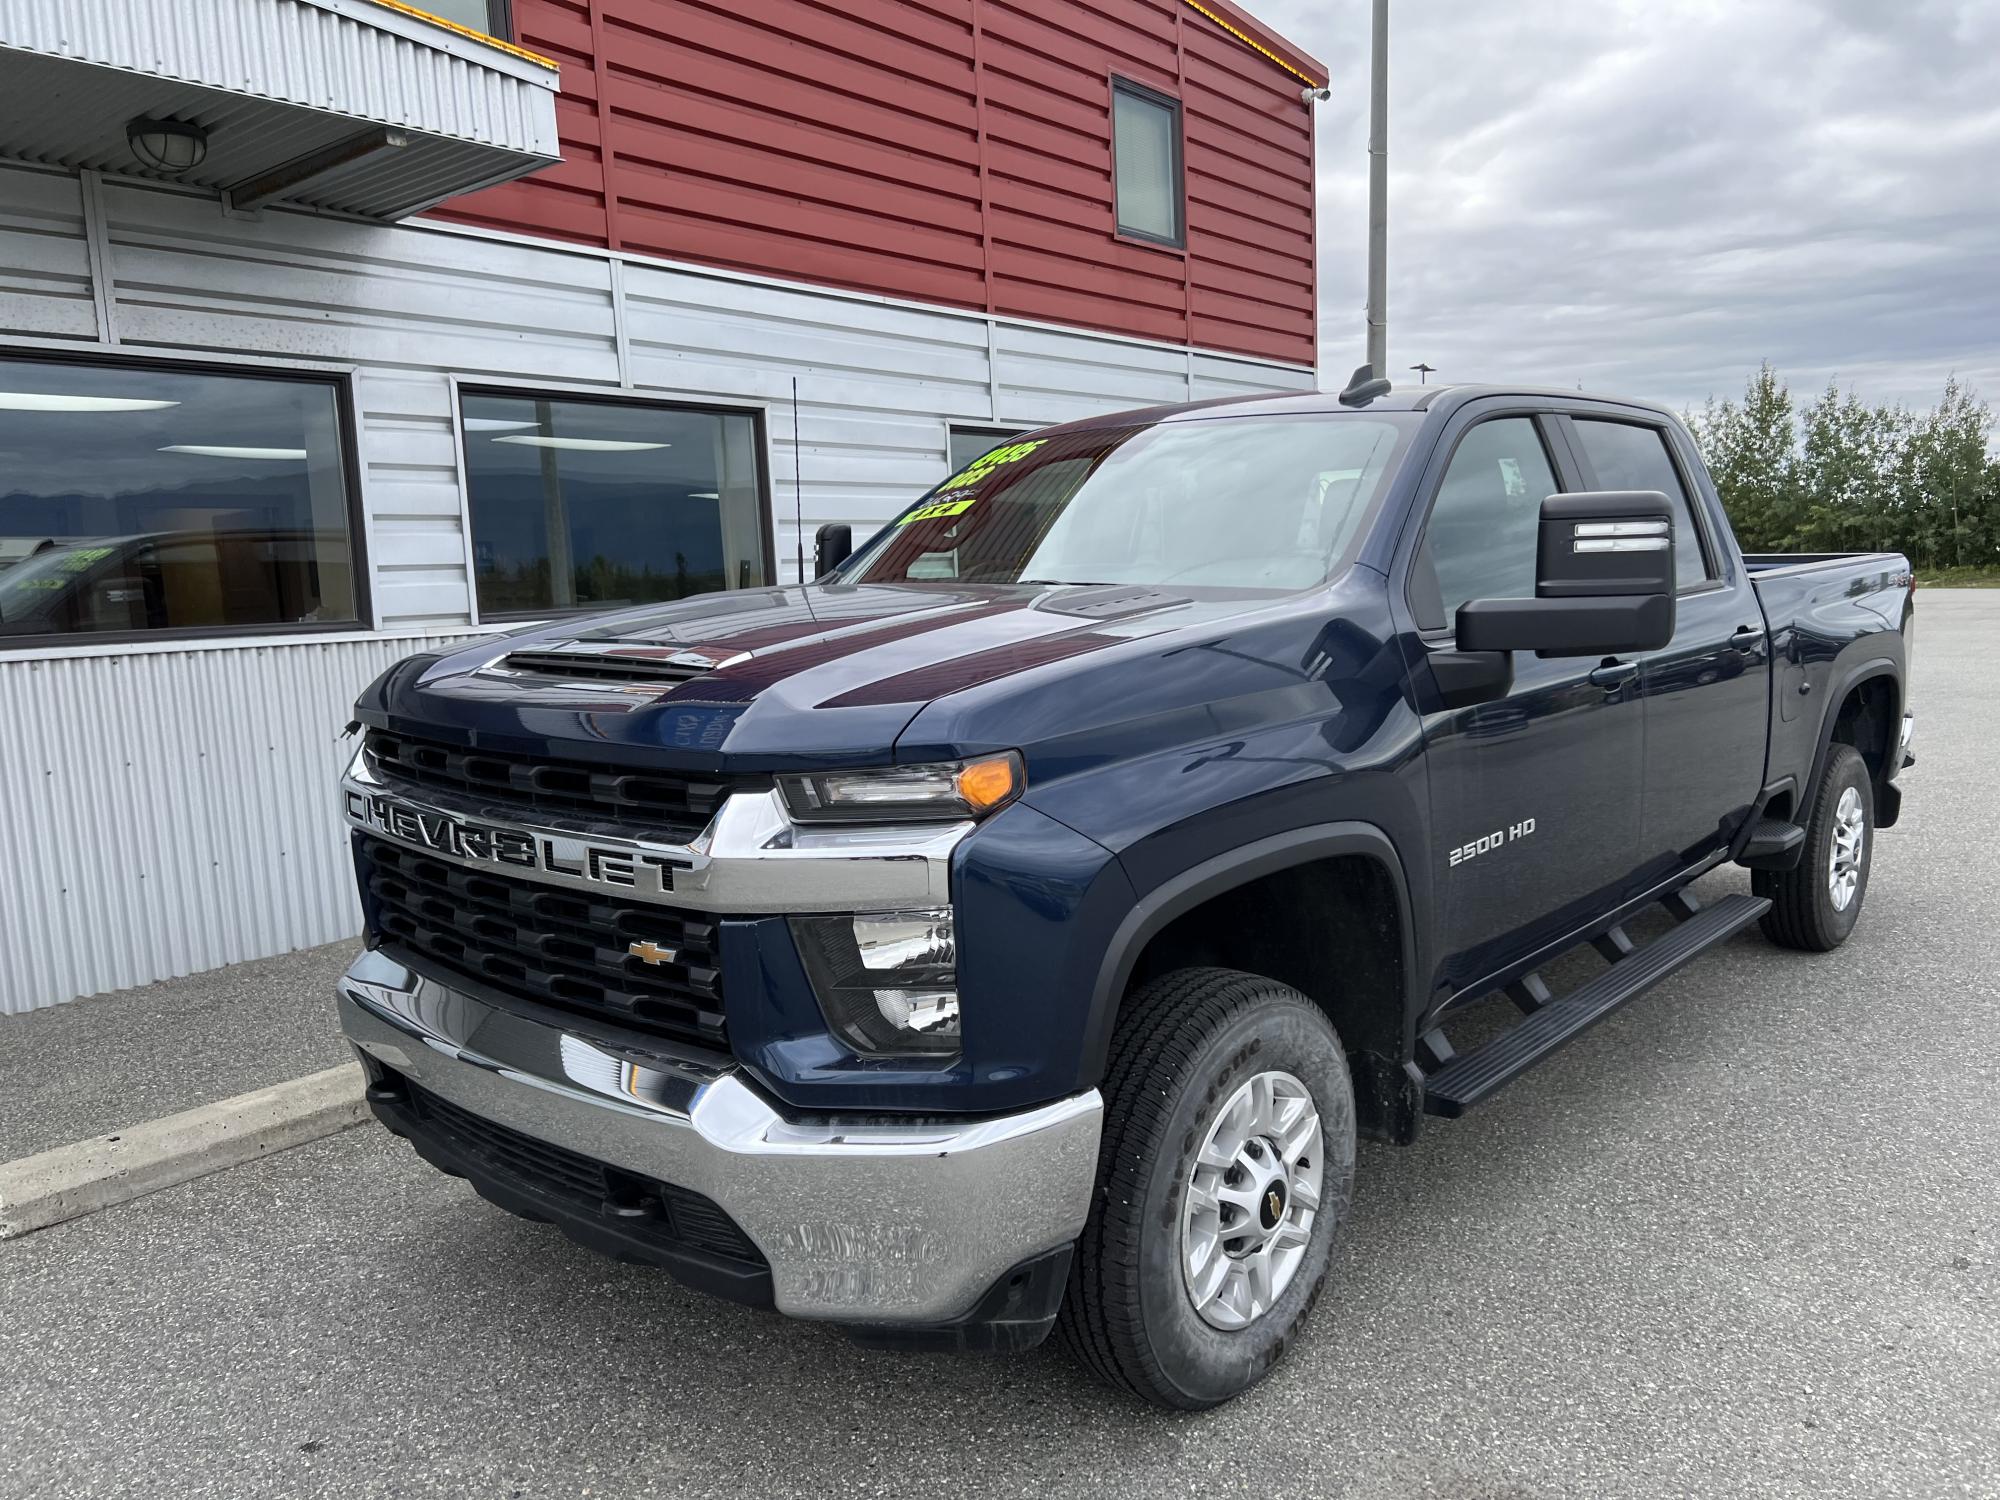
0,358,356,641
1425,418,1560,624
1571,419,1711,587
461,392,768,616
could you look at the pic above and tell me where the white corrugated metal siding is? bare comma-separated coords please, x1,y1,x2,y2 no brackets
0,0,559,151
0,160,1314,1011
0,633,480,1014
0,0,560,218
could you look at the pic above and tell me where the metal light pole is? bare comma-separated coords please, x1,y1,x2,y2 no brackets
1365,0,1388,376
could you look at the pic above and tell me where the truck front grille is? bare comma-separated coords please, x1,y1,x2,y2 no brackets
362,728,764,841
357,835,727,1051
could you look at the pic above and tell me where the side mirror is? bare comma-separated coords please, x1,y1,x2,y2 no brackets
813,522,853,580
1455,491,1676,658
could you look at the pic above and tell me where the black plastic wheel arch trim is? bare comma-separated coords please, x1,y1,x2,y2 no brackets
1081,822,1417,1091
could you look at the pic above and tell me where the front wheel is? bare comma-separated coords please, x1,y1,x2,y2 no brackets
1756,742,1873,951
1058,968,1356,1409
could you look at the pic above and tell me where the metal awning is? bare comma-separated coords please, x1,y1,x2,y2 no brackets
0,0,560,220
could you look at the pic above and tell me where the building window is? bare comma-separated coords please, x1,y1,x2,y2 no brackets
422,0,511,38
1112,78,1184,247
948,425,1030,476
0,356,360,644
461,391,769,617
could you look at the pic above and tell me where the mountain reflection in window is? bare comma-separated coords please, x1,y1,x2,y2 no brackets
460,392,768,616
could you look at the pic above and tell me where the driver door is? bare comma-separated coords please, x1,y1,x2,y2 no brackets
1403,409,1649,998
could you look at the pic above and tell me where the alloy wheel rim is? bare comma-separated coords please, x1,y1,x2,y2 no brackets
1180,1070,1323,1331
1828,784,1866,912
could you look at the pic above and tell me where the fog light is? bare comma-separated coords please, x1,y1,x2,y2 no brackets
793,909,960,1059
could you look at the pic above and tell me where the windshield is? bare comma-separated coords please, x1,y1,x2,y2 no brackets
841,413,1418,591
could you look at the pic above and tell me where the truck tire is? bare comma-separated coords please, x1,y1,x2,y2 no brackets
1756,743,1873,952
1058,967,1355,1409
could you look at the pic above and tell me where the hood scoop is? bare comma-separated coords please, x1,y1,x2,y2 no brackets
481,646,749,691
1034,585,1192,621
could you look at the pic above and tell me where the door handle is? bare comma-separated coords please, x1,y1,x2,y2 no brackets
1729,625,1767,652
1588,660,1639,689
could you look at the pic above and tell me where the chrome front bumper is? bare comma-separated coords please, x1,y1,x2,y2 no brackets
337,949,1102,1325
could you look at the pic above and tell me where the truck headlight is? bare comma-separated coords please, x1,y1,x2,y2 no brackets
792,909,960,1059
777,753,1022,824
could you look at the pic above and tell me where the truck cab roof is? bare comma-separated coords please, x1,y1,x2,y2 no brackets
1048,383,1686,433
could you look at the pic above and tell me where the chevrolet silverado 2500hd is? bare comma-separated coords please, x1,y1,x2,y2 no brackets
336,382,1914,1408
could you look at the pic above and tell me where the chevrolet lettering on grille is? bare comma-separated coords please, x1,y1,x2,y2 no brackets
343,788,695,898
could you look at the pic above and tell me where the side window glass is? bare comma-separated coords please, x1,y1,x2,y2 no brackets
1423,418,1560,626
1571,419,1710,588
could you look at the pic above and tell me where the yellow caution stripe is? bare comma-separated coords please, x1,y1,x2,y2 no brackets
1181,0,1326,88
366,0,560,71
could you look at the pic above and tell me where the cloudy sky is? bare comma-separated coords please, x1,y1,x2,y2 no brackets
1252,0,2000,416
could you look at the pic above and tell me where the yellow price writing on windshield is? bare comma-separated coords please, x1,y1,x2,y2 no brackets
898,438,1047,526
899,493,980,526
940,438,1045,491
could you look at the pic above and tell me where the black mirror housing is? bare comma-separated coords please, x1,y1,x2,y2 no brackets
1537,491,1676,601
814,522,853,580
1455,490,1676,658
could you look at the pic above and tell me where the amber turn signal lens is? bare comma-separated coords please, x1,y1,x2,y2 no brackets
954,755,1021,813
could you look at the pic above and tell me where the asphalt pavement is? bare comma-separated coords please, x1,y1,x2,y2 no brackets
3,592,1995,1500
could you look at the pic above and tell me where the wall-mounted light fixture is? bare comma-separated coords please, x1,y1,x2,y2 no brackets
126,116,209,175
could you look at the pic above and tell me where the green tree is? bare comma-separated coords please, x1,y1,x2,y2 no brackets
1896,378,1993,568
1688,363,1800,550
1690,365,1996,570
1797,382,1904,556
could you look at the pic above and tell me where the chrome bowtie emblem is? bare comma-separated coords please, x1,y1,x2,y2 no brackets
627,940,677,966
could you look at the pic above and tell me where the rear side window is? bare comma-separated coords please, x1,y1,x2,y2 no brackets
1571,419,1710,588
1421,417,1560,625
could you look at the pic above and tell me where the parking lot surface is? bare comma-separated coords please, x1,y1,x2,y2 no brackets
3,592,1995,1500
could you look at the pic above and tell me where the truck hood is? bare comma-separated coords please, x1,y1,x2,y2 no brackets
371,580,1281,770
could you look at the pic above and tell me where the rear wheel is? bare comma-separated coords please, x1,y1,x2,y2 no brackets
1756,743,1873,951
1058,968,1356,1409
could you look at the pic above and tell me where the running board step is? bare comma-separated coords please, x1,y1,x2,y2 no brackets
1421,892,1770,1117
1738,818,1806,870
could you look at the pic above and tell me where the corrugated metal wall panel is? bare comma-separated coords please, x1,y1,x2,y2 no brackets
993,322,1192,425
0,633,482,1014
0,165,99,339
0,0,561,154
1191,348,1308,401
434,0,1320,365
0,0,560,219
105,183,623,381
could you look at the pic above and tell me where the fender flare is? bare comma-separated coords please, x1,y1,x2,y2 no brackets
1806,654,1902,798
1078,821,1418,1088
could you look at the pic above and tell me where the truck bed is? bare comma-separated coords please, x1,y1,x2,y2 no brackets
1740,551,1904,576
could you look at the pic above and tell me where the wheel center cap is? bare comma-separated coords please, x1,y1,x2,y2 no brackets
1259,1179,1287,1231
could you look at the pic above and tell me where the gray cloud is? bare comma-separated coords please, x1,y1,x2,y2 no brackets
1252,0,2000,414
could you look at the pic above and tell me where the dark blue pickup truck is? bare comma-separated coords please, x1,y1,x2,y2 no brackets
337,382,1914,1408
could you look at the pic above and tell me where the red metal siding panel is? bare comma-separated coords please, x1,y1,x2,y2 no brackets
434,0,1318,365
